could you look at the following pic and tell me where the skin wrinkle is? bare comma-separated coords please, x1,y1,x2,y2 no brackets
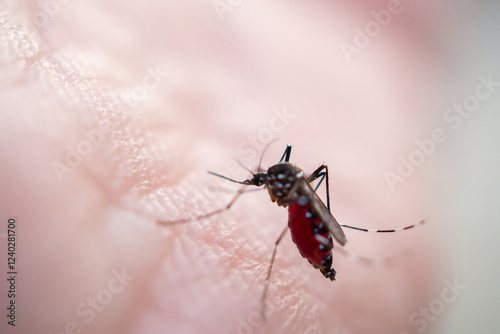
0,14,39,90
35,52,178,202
45,58,153,191
166,208,254,284
0,7,170,196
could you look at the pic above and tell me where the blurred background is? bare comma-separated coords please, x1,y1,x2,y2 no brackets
0,1,499,334
438,2,500,334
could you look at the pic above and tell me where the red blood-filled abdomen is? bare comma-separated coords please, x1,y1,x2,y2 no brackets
288,203,330,267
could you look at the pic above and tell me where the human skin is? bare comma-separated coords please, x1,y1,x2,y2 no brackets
0,1,449,333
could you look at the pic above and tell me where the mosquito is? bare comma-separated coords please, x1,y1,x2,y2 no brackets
158,144,424,313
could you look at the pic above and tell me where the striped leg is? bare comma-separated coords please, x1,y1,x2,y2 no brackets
306,164,425,234
341,219,426,233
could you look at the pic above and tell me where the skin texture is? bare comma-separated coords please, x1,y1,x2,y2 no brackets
0,1,451,333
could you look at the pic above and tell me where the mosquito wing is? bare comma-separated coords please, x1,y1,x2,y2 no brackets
299,181,347,246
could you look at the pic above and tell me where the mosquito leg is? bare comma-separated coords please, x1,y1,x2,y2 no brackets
306,164,327,182
261,225,288,320
207,171,248,185
340,219,426,233
157,186,249,225
312,172,326,192
306,164,331,211
279,145,292,163
215,186,266,194
306,165,426,234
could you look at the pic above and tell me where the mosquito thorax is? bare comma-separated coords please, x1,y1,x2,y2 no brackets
265,163,305,206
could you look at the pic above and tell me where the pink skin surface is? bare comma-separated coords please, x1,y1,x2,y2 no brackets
0,1,451,333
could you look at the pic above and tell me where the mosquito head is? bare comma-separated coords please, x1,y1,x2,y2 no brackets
244,172,267,187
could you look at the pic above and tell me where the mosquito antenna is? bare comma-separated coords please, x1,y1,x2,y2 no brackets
207,171,248,185
235,159,255,176
258,138,279,172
